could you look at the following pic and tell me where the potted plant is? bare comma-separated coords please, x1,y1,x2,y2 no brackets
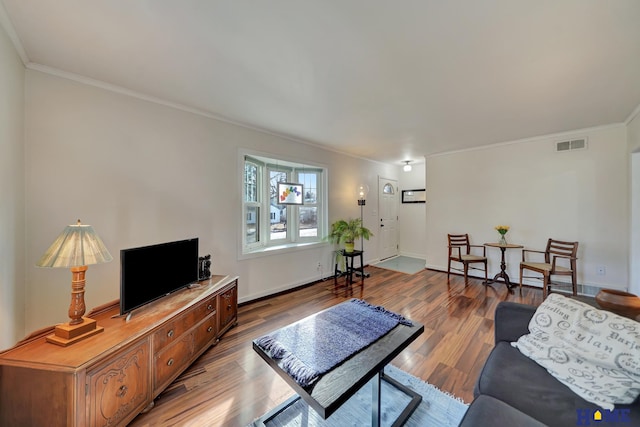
327,218,373,253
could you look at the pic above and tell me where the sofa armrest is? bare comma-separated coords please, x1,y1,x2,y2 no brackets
494,302,536,344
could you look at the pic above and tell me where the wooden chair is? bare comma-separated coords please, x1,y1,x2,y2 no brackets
519,239,578,298
447,234,487,285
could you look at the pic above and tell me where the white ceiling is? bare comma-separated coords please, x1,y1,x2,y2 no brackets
3,1,640,165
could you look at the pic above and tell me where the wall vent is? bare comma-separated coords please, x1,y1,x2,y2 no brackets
556,138,587,152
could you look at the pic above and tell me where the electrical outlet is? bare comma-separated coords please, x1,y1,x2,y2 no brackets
596,266,606,275
316,261,322,271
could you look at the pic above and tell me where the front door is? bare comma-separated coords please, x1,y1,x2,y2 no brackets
378,177,399,260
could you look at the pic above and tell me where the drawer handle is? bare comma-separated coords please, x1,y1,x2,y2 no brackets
117,385,128,398
167,358,174,366
207,326,213,333
207,304,213,311
167,329,174,338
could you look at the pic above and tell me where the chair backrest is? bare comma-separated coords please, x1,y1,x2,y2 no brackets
545,239,579,265
448,234,470,255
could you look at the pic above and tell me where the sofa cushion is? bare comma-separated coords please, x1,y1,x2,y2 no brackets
512,293,640,410
458,395,546,427
494,301,536,343
476,342,640,427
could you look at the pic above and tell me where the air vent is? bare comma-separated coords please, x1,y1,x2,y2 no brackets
556,138,587,152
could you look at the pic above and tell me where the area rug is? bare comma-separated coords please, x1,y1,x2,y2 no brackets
249,364,468,426
374,256,426,275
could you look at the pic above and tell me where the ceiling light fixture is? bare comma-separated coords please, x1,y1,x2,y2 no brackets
403,161,412,172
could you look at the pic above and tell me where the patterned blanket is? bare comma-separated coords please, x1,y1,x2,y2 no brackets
513,293,640,410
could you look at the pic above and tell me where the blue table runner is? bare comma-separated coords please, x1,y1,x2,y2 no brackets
255,299,412,387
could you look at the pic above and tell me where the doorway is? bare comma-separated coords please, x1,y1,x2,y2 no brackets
378,176,399,260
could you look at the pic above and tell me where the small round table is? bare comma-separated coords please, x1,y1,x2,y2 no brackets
484,242,524,290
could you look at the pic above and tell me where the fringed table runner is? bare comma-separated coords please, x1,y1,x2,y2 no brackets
254,298,412,387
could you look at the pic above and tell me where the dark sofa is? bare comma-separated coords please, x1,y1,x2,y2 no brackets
459,302,640,427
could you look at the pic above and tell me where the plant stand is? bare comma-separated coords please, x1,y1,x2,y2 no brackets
333,250,365,290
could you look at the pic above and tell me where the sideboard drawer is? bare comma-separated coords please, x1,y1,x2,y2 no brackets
193,295,217,320
194,315,218,351
152,309,196,353
154,333,194,392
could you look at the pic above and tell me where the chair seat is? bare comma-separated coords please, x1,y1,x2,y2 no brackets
519,238,579,298
520,262,570,273
447,233,488,286
453,254,487,262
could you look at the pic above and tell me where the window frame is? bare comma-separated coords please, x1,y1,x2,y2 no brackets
243,157,263,251
240,151,327,257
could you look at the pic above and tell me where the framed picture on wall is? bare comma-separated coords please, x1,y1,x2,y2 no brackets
401,189,426,203
277,182,304,205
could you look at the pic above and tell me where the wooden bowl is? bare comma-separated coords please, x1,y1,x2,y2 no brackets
595,289,640,319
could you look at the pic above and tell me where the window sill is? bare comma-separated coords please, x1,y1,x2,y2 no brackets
239,241,327,260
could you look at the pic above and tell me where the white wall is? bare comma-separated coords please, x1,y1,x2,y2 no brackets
426,126,629,292
0,22,25,348
22,69,398,334
398,162,426,259
628,110,640,296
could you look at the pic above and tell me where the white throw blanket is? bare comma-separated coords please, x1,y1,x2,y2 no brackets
512,293,640,410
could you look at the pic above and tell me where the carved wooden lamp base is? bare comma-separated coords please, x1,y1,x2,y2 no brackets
46,265,104,347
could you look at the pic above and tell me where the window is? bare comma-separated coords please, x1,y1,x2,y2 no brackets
243,159,261,247
242,153,326,254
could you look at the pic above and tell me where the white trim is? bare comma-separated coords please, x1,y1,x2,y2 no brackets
0,1,29,65
427,123,625,159
238,241,327,261
25,62,389,166
625,102,640,125
398,250,427,260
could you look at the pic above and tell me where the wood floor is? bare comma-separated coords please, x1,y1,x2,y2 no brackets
129,267,544,427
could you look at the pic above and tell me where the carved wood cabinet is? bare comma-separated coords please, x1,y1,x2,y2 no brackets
0,275,238,427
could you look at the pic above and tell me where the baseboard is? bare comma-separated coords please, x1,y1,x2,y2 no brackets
239,263,373,306
398,251,427,260
239,265,609,307
430,265,604,297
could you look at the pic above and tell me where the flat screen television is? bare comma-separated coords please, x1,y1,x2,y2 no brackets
120,238,199,315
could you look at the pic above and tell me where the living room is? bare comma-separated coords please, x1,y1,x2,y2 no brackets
1,2,639,426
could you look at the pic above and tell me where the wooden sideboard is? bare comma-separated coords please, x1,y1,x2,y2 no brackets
0,275,238,427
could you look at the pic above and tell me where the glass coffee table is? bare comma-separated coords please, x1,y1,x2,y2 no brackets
252,305,424,427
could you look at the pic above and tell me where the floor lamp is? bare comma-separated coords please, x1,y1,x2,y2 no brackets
36,219,113,346
356,184,370,278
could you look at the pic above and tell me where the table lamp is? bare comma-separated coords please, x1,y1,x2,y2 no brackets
36,219,113,346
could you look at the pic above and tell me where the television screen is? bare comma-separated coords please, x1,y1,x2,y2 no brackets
120,238,199,315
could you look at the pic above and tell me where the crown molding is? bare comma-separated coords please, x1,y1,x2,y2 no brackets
625,102,640,125
0,0,29,65
26,62,389,166
427,123,626,159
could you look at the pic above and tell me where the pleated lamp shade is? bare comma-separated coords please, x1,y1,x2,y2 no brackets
37,220,112,268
